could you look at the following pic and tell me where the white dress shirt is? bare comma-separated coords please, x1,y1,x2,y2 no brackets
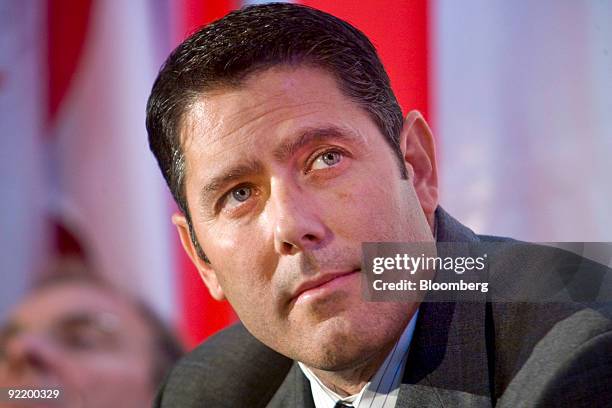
298,309,419,408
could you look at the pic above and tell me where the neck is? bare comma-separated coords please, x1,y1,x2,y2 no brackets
308,341,396,397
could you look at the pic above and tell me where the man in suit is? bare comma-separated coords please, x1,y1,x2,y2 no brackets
146,3,611,407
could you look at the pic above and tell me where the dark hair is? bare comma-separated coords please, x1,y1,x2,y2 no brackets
146,2,407,260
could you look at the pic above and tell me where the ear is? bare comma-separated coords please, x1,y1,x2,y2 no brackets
399,110,439,227
172,213,225,300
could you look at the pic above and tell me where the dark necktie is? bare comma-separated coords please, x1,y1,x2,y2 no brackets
334,402,354,408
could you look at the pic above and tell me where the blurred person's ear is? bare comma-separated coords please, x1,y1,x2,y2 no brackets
172,213,225,300
399,110,439,227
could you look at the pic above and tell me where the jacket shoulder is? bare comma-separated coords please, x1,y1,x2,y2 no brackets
496,304,612,407
155,323,293,408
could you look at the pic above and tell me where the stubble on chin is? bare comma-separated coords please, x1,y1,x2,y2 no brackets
289,301,413,372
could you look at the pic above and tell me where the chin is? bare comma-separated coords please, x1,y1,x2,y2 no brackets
294,314,386,371
306,336,384,372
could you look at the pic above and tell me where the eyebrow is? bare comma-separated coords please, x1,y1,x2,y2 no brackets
56,313,109,329
0,314,112,340
0,315,96,348
272,126,365,163
199,126,364,203
200,159,265,200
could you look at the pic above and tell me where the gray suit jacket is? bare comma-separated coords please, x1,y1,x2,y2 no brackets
155,208,612,407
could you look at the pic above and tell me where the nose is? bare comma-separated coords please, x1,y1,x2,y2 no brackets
269,178,329,255
1,332,57,377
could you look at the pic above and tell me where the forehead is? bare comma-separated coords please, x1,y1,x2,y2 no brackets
183,65,356,137
179,64,378,173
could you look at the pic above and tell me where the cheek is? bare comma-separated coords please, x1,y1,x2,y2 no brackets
205,221,272,274
60,353,153,404
70,353,150,382
329,175,407,241
202,221,277,305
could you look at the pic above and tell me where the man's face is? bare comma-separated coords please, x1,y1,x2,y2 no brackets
0,282,156,408
176,66,437,370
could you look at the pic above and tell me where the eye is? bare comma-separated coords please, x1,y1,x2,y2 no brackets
59,327,105,350
225,185,253,208
311,150,344,170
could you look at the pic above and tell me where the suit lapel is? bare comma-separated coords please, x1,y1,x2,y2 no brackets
395,208,493,407
267,362,315,408
397,301,492,407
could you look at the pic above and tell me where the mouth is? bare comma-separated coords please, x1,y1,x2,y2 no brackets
291,269,360,305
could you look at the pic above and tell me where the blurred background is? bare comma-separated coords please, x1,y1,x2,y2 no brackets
1,0,610,349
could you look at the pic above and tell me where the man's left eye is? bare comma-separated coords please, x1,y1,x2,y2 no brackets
311,150,343,170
